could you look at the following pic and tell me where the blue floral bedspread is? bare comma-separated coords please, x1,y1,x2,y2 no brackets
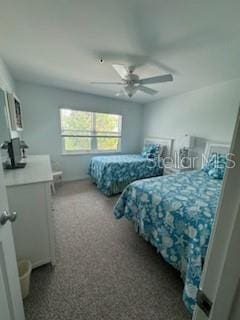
114,170,223,312
88,154,163,196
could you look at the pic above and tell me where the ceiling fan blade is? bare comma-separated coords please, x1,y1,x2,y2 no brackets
139,74,173,85
137,86,158,95
90,81,123,85
112,64,128,79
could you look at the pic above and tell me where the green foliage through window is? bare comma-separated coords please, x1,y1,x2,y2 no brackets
60,109,122,153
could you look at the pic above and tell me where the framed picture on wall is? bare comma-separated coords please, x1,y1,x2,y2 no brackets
7,92,23,131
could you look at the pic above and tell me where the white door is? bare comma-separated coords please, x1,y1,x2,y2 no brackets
0,153,25,320
193,107,240,320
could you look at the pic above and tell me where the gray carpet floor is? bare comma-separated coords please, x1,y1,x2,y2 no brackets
24,180,191,320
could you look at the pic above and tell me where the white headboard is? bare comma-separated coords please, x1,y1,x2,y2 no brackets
144,137,174,158
204,142,230,159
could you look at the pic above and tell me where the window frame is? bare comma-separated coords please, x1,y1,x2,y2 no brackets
59,107,122,155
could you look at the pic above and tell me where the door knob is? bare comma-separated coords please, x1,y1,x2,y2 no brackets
0,210,17,225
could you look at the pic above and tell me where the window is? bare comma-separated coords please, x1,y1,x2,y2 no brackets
60,108,122,153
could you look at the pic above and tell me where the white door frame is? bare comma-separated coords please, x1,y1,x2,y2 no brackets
193,107,240,319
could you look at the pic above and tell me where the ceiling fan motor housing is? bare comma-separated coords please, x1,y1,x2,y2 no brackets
124,73,139,85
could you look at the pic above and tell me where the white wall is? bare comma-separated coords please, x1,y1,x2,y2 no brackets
143,78,240,163
16,81,143,181
0,57,15,92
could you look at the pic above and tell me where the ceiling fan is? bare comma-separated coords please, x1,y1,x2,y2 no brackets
91,64,173,98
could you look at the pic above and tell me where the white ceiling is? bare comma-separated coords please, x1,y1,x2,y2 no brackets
0,0,240,104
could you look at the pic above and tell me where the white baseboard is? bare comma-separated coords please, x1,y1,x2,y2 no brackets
63,175,90,183
32,257,51,269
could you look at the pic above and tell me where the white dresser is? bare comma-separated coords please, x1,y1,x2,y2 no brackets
4,155,56,268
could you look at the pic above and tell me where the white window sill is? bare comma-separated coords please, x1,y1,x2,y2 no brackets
61,151,122,156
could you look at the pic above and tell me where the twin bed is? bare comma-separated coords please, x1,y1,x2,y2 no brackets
89,139,229,313
114,142,229,313
88,138,173,196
